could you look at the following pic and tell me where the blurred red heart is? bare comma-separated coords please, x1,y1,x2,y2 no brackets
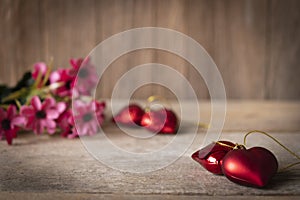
192,141,235,175
222,146,278,187
112,104,144,127
141,109,178,134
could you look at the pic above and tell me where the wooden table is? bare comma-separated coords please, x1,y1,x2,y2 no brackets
0,101,300,199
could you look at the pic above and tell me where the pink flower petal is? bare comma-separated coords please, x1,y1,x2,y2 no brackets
50,70,61,83
82,124,90,136
7,105,17,119
70,58,83,71
31,96,42,110
10,128,18,138
68,131,78,139
42,97,56,110
45,119,56,135
32,62,47,79
90,121,98,134
76,123,87,136
4,130,13,145
56,102,66,114
20,106,35,117
46,109,60,119
47,127,56,134
11,116,26,127
25,117,34,129
45,119,56,129
34,121,44,134
0,108,7,120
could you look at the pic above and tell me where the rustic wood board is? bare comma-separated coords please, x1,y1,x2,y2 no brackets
1,0,300,100
201,100,300,131
267,0,300,99
0,193,300,200
0,101,300,199
105,100,300,132
0,132,299,198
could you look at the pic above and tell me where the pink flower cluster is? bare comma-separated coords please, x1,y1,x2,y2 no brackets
33,58,98,96
0,105,26,145
0,58,105,145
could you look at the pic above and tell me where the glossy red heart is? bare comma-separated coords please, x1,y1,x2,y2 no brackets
192,141,235,174
222,147,278,187
141,109,178,134
112,104,144,127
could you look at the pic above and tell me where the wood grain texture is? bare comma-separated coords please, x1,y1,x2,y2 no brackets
213,0,268,99
0,101,300,198
267,0,300,99
0,0,299,99
95,0,157,99
186,0,214,99
1,193,300,200
153,0,189,99
0,0,20,86
95,0,135,98
41,0,97,67
0,130,299,196
105,100,300,132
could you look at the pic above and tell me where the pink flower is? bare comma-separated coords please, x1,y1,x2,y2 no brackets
49,58,98,97
69,58,83,75
20,96,66,135
0,105,26,145
56,109,74,138
71,58,98,96
32,62,48,80
72,100,105,138
50,68,74,97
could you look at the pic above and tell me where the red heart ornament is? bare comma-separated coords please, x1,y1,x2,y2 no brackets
141,109,178,134
112,104,144,127
192,141,235,174
222,146,278,187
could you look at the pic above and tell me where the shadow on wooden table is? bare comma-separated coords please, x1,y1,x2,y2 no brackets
265,170,300,190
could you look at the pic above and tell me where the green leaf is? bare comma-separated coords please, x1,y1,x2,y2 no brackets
1,87,28,103
32,70,43,89
0,104,9,109
15,99,22,109
0,85,12,102
12,71,34,92
42,58,53,87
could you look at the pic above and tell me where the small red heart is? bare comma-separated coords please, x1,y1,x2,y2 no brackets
141,109,178,134
192,141,235,174
112,104,144,127
222,147,278,187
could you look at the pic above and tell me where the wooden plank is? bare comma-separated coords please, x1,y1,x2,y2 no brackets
95,0,157,99
266,0,300,100
105,100,300,132
0,192,299,200
0,0,20,86
185,0,214,99
17,0,43,75
0,101,299,197
154,0,190,99
129,0,156,99
41,0,97,68
0,0,300,100
0,131,299,196
200,100,300,132
95,0,134,99
212,0,268,99
96,49,157,99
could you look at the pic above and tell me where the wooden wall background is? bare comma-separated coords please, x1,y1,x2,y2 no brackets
0,0,299,100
